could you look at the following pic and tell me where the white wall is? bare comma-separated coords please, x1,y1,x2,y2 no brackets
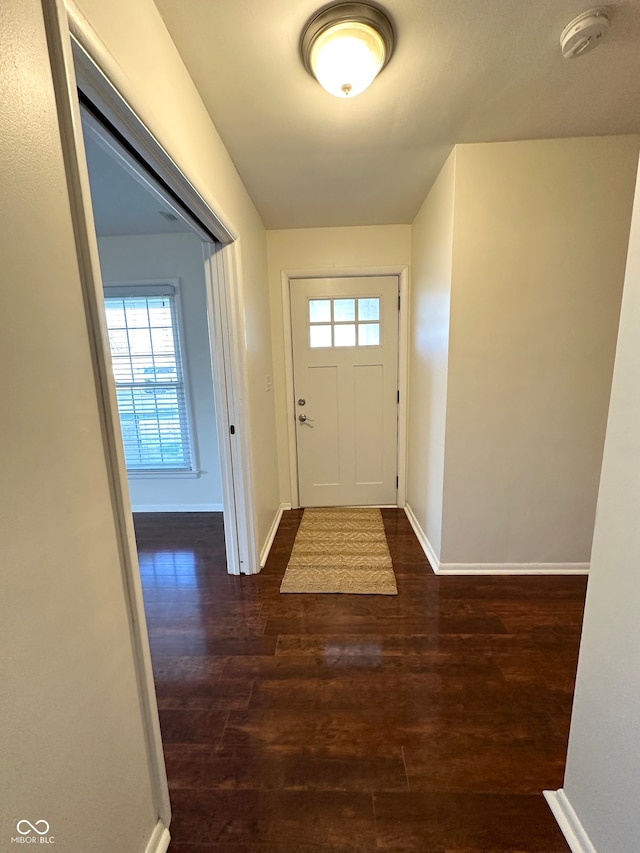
97,233,223,511
1,1,158,849
407,151,456,560
75,0,279,556
441,137,639,567
266,225,411,503
559,156,640,852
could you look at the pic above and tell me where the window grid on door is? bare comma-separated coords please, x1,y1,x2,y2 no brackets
308,296,380,348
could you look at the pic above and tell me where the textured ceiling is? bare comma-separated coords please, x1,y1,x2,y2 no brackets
153,0,640,229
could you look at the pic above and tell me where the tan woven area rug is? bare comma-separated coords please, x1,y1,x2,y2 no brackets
280,507,397,595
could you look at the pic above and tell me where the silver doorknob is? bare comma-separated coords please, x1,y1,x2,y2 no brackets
298,413,308,423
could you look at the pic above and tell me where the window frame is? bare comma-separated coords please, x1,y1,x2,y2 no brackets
103,279,199,478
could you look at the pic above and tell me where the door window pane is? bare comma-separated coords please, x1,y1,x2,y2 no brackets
310,325,332,348
309,299,331,323
334,324,356,347
334,299,355,322
306,294,383,349
358,298,379,321
358,323,380,346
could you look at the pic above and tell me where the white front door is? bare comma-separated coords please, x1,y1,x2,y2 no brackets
291,276,399,507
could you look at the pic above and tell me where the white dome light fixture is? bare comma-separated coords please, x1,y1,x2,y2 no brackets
301,2,395,98
560,7,611,59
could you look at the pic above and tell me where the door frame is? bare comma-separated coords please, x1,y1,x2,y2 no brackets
48,0,258,576
282,266,409,509
43,0,259,842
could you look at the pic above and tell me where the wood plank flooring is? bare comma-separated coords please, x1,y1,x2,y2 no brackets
134,509,586,852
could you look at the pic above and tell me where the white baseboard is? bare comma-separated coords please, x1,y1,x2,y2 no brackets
144,820,170,853
131,503,224,512
544,789,597,853
403,505,589,576
403,503,440,573
260,502,291,568
436,563,589,575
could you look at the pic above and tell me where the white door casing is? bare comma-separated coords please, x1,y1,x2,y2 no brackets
66,9,256,575
291,276,399,507
40,0,260,846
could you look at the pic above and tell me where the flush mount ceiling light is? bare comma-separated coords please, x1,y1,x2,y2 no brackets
560,7,611,59
301,2,395,98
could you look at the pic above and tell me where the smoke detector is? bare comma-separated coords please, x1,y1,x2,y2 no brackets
560,7,611,59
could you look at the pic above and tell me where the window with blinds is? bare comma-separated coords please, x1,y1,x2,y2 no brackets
103,284,193,472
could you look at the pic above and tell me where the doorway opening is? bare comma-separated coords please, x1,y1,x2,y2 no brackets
81,107,225,518
43,4,262,837
66,34,258,580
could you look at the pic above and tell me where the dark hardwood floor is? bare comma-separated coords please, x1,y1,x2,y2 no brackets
133,509,586,852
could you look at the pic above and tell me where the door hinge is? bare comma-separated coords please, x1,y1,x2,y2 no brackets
398,293,401,311
396,475,399,488
229,424,235,435
397,389,400,404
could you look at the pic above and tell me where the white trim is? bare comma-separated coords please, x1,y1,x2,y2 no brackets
436,563,590,575
281,272,299,506
402,505,588,575
127,470,202,480
43,0,259,834
64,0,256,578
132,503,224,513
544,790,597,853
43,0,171,827
281,265,409,508
404,503,440,573
80,108,205,241
203,242,243,575
396,267,409,508
206,241,259,574
143,821,171,853
64,0,235,245
260,502,292,567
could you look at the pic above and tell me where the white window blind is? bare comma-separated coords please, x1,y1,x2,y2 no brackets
104,285,193,472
